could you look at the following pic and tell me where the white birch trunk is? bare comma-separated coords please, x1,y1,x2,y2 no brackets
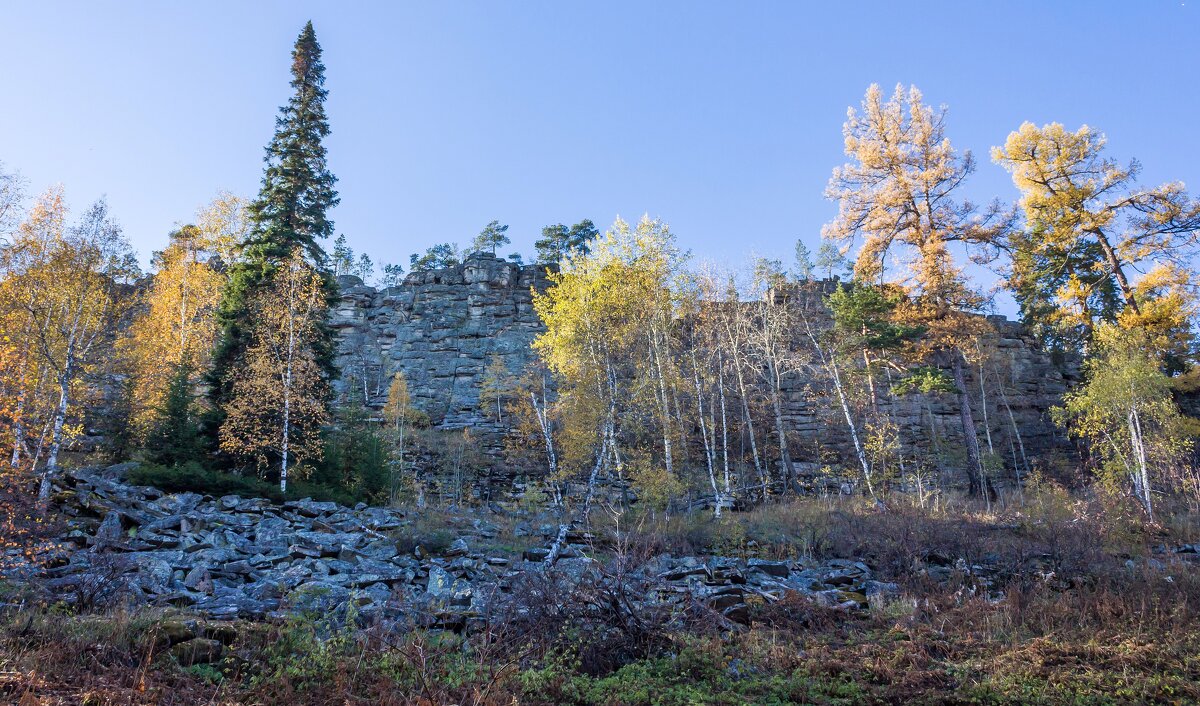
39,362,72,504
691,354,721,516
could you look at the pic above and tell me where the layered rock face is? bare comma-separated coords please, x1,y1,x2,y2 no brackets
331,253,1071,487
332,252,547,437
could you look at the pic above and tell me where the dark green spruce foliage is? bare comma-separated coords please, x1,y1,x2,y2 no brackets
826,282,921,356
208,21,340,453
245,20,339,266
319,404,391,503
145,360,204,467
1008,226,1121,361
535,219,599,264
102,378,138,463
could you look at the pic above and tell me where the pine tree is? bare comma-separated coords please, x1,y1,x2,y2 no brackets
471,220,510,255
209,21,339,447
535,219,598,264
793,240,814,281
331,234,353,276
409,243,460,271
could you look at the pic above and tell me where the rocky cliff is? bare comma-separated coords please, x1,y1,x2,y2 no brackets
331,253,1072,488
332,252,547,435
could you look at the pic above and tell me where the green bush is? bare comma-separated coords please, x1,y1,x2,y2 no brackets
127,462,358,506
392,516,458,556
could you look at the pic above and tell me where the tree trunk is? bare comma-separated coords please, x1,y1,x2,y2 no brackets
829,354,876,500
717,354,732,502
10,388,25,469
1092,228,1141,316
691,355,721,516
998,384,1029,485
650,335,674,476
952,352,984,496
39,364,72,505
1129,408,1153,520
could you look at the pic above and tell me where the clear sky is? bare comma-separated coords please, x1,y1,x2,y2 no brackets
1,1,1197,310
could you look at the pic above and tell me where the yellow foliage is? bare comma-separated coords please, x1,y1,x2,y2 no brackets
219,252,330,484
121,227,224,439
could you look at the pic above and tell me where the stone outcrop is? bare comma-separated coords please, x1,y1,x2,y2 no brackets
332,252,547,437
332,253,1072,488
36,466,897,627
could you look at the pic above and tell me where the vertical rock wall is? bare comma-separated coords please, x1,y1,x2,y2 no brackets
332,253,1072,488
331,253,547,437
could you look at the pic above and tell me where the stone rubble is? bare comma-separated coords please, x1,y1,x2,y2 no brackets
37,466,898,630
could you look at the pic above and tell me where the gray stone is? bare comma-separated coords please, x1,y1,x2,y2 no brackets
95,511,124,544
289,581,352,614
747,559,790,578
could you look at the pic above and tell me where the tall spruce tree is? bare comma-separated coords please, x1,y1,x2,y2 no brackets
208,21,339,460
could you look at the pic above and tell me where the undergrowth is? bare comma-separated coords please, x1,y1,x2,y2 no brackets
4,490,1200,705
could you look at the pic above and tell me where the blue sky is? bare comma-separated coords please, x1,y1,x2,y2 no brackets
1,1,1197,310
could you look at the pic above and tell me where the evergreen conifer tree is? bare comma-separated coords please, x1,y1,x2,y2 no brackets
208,21,339,452
146,360,204,467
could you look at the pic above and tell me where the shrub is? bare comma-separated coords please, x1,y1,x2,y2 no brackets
391,516,457,556
127,462,359,506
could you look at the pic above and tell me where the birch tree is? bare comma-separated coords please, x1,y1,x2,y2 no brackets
195,191,250,267
533,216,688,557
220,251,330,492
383,370,420,506
122,225,224,439
1054,324,1185,520
745,259,808,494
1,189,139,503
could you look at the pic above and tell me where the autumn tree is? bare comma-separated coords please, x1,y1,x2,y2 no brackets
195,191,250,267
823,84,1014,496
504,365,562,506
0,189,139,503
383,370,422,505
806,282,916,499
744,258,809,494
533,216,690,555
220,252,331,492
993,122,1200,366
122,225,224,439
479,353,513,424
696,271,771,497
1054,324,1186,520
0,161,24,234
